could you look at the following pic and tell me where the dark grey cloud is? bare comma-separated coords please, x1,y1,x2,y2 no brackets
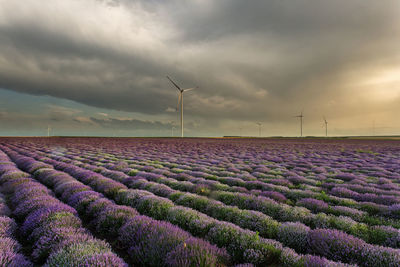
153,1,396,41
0,105,176,136
89,117,173,130
0,0,399,135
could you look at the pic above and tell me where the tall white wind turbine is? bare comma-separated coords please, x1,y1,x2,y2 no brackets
47,125,51,137
167,76,197,137
256,122,262,137
295,110,304,137
323,116,328,137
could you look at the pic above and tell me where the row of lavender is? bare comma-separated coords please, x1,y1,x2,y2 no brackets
85,141,400,222
2,137,400,266
41,139,400,221
66,151,400,248
41,150,400,266
5,142,400,266
0,144,356,266
0,150,128,266
16,142,400,249
0,190,32,266
0,147,231,267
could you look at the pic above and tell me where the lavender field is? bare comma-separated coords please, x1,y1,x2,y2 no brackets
1,137,400,267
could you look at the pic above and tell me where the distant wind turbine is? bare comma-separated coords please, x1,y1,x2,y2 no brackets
295,110,304,137
47,125,51,137
170,121,176,137
167,76,198,137
323,116,328,137
256,122,262,137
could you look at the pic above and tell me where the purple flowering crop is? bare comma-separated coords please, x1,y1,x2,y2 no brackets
2,137,400,266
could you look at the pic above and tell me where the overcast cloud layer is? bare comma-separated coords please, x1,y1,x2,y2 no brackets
0,0,400,136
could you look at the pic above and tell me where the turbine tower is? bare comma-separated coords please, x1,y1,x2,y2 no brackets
47,125,51,137
167,76,197,137
295,111,304,137
256,122,262,137
323,116,328,137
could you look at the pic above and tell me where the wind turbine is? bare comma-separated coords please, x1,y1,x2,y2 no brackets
256,122,262,137
170,121,176,137
323,116,328,137
166,76,197,137
47,125,51,137
295,110,304,137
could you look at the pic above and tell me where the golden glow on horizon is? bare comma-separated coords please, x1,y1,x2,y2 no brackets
352,68,400,103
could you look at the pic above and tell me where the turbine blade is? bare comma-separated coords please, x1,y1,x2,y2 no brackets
166,76,182,91
183,86,198,92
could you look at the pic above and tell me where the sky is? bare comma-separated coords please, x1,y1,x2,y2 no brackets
0,0,400,137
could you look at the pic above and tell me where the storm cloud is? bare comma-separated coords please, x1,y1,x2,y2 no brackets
0,0,399,136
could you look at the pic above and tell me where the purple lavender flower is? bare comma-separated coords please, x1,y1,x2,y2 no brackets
387,204,400,219
165,237,230,267
330,187,359,199
335,173,358,181
0,216,17,238
44,240,126,267
369,225,400,248
14,196,75,219
31,226,90,261
22,206,80,236
86,198,115,218
0,237,22,253
0,251,33,267
119,216,191,265
277,222,310,253
0,165,16,176
94,204,138,237
82,252,129,267
135,194,174,220
361,245,400,267
166,206,216,237
331,206,365,220
67,190,103,213
259,191,287,203
297,198,329,213
206,221,281,265
308,229,364,264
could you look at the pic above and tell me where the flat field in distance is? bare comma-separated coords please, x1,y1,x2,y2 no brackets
0,137,399,267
